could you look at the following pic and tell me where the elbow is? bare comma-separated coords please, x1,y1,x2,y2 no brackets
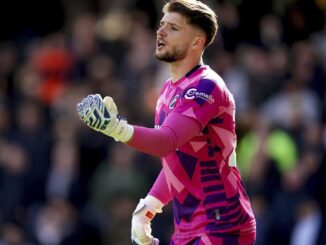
153,129,178,157
155,149,174,158
152,144,176,157
159,127,179,157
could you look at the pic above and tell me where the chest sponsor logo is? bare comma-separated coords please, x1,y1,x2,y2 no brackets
184,88,214,104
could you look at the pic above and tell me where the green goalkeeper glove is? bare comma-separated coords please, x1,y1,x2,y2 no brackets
77,94,134,142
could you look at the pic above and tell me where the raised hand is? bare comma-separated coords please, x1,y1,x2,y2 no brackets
77,94,133,142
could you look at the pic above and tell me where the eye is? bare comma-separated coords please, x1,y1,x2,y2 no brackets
158,22,164,29
171,26,179,31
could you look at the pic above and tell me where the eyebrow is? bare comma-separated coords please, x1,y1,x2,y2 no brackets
160,21,182,29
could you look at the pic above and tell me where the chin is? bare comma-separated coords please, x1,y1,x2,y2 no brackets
155,49,164,56
156,56,176,63
155,50,179,62
155,52,165,61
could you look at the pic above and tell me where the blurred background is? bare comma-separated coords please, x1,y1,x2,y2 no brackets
0,0,325,244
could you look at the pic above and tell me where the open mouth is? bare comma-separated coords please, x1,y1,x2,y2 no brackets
157,40,166,48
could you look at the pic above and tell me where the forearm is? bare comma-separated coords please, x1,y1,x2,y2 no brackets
127,112,201,157
148,170,172,205
127,125,177,157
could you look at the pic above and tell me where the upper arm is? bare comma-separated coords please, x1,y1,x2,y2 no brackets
161,112,202,148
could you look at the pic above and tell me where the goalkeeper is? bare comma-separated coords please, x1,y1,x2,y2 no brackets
77,0,256,244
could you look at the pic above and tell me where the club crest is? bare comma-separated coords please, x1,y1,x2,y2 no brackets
169,94,179,109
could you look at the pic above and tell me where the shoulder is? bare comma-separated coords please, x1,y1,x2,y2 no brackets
202,66,227,89
183,66,234,106
186,66,228,95
186,66,225,89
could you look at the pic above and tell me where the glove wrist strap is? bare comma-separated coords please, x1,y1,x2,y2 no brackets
107,119,134,142
144,195,164,214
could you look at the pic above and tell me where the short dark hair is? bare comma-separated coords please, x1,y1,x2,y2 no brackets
163,0,218,47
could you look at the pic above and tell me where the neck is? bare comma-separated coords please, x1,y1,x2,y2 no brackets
169,57,203,83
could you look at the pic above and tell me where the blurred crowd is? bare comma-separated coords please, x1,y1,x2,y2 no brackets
0,0,325,244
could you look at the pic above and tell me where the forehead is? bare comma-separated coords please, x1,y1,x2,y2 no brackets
160,12,189,27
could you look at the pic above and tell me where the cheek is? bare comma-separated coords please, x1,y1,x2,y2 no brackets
170,34,192,47
176,39,192,51
179,33,194,46
169,30,187,41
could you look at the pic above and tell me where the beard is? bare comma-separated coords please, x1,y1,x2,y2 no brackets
155,44,188,62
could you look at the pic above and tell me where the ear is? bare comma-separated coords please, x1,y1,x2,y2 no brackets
192,35,205,49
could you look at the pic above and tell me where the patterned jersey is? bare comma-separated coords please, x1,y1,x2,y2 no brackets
154,65,256,240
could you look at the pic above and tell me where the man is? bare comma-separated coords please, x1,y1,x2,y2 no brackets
77,0,256,244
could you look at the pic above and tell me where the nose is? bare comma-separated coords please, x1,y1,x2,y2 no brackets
156,26,166,37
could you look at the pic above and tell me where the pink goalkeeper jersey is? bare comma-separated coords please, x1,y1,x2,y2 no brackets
153,65,256,239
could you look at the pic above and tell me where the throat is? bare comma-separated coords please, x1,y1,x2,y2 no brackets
170,63,202,83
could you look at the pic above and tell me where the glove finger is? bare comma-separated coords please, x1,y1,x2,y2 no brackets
86,94,95,103
90,94,104,115
93,96,106,128
103,96,118,116
81,98,91,114
131,237,153,245
131,238,156,245
87,95,97,110
82,97,91,109
92,109,103,128
86,115,95,127
132,224,153,243
94,93,102,99
88,95,95,110
77,101,91,120
100,118,110,130
96,95,109,118
93,94,103,109
76,103,84,119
